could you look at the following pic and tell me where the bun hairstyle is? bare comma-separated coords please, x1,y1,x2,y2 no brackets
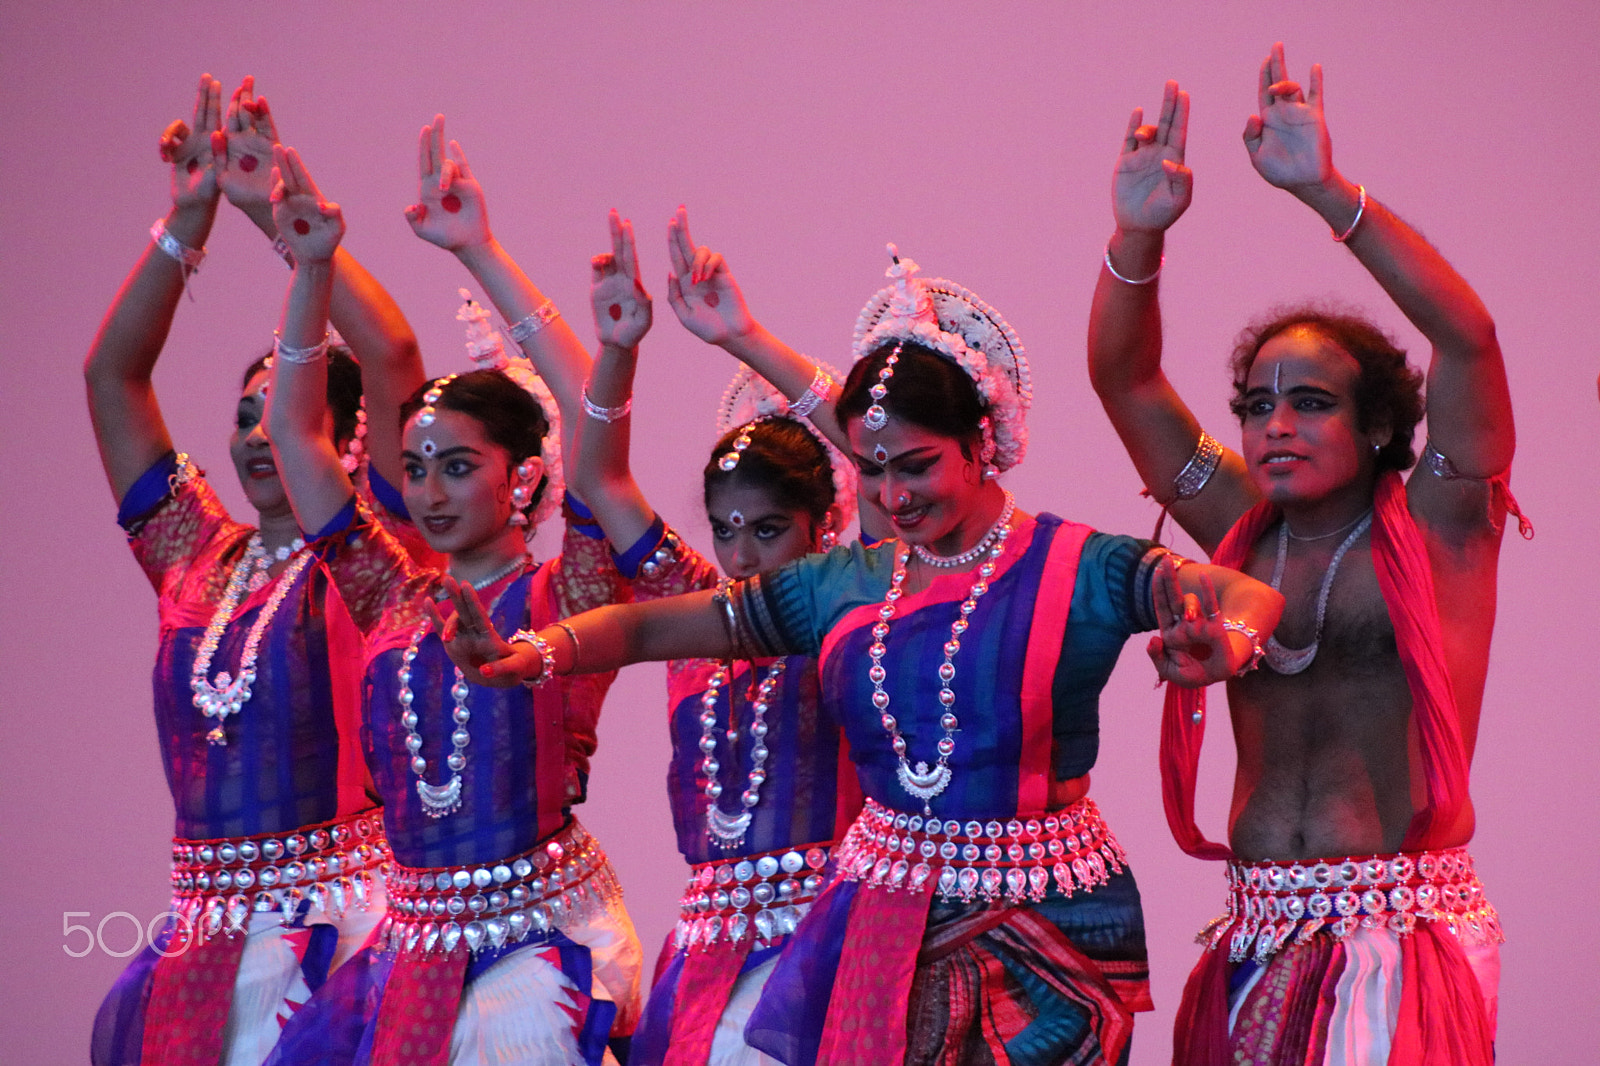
244,345,364,446
836,341,987,455
703,416,836,524
399,368,552,515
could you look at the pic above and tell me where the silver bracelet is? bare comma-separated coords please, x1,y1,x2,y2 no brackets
1173,431,1223,500
508,628,558,687
1332,185,1367,243
272,330,331,365
151,218,206,273
581,384,632,423
555,622,581,672
1222,619,1264,677
272,235,297,268
788,365,834,418
507,300,560,344
1103,245,1162,286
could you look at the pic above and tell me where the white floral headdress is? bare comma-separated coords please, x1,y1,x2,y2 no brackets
455,289,564,529
850,246,1032,471
715,364,858,530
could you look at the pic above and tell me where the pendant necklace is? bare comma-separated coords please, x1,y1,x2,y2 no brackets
191,533,312,745
700,658,787,849
870,490,1015,815
399,556,530,818
1263,510,1372,675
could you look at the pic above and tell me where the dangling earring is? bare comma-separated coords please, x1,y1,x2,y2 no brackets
818,516,838,552
508,459,536,527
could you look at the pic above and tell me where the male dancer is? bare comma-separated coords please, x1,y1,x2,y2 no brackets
1087,46,1523,1065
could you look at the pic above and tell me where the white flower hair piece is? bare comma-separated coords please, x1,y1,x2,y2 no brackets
850,246,1032,471
456,289,564,529
715,364,858,532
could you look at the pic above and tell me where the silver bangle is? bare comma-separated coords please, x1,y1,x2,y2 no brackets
272,235,297,268
555,621,581,672
1173,431,1223,500
788,365,834,418
1332,185,1367,243
581,384,632,423
1103,245,1162,286
272,330,331,365
507,300,560,344
1222,619,1264,677
508,628,558,687
151,219,206,273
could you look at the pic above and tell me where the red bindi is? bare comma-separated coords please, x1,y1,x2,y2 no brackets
293,219,310,235
608,304,622,321
441,194,462,214
704,292,720,309
239,155,259,173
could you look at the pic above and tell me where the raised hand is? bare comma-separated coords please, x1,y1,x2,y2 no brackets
426,576,538,687
1113,80,1193,233
1243,42,1333,191
215,76,281,213
404,115,491,252
270,146,345,264
160,74,223,210
591,210,652,349
664,206,755,346
1146,559,1232,687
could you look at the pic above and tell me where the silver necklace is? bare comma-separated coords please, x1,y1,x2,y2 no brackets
911,491,1015,568
1263,510,1372,675
399,562,528,818
457,553,531,591
1285,509,1371,543
871,515,1013,815
700,659,787,849
191,534,312,746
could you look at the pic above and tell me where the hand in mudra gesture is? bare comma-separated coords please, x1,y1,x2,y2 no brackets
1112,79,1193,233
591,210,653,350
1243,42,1334,192
426,576,534,688
404,114,492,253
664,206,755,346
160,74,222,210
215,76,281,212
1147,559,1234,687
270,146,344,264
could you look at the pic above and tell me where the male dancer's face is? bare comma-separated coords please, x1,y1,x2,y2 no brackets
1238,328,1382,514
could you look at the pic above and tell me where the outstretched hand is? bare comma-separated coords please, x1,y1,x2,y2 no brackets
1113,80,1193,233
1146,559,1233,687
591,210,653,349
214,76,281,213
1243,42,1333,192
160,74,223,210
664,206,755,346
404,115,492,252
270,146,344,264
425,576,538,687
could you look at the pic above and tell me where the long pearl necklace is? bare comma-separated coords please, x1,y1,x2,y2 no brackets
399,560,529,818
871,494,1015,815
191,534,312,746
1263,510,1372,675
700,659,787,850
911,491,1015,568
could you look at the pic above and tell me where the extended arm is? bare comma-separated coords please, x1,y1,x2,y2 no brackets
1244,44,1513,487
1086,81,1257,552
84,76,222,503
665,206,848,456
263,146,352,537
215,77,425,489
405,115,591,470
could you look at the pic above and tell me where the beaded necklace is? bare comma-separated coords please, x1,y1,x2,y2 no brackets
190,534,312,746
398,559,530,818
870,492,1015,815
700,658,787,850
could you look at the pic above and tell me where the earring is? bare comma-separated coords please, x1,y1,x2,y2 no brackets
818,516,838,552
508,459,537,527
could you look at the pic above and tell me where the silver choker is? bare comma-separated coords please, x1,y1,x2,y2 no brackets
911,490,1016,568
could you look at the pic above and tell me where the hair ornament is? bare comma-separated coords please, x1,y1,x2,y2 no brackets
715,364,858,530
340,401,368,474
852,245,1032,471
454,289,564,528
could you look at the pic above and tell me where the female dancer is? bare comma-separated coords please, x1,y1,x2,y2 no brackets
88,76,421,1066
262,125,639,1065
433,248,1284,1063
570,210,860,1064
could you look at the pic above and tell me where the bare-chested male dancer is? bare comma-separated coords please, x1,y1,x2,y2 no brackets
1087,45,1526,1065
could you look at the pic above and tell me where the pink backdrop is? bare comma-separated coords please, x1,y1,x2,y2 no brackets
3,3,1595,1061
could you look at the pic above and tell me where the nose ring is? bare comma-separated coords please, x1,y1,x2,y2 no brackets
896,493,911,508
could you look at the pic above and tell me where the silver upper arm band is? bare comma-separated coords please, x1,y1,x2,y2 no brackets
1172,431,1222,501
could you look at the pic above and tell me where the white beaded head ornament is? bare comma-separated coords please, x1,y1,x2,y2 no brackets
714,364,858,532
851,245,1032,472
439,289,565,529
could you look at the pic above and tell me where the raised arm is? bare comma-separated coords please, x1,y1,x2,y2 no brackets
568,210,658,549
665,207,848,457
1087,81,1258,552
404,115,592,469
1246,45,1513,495
84,75,222,503
263,146,352,538
215,77,425,489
